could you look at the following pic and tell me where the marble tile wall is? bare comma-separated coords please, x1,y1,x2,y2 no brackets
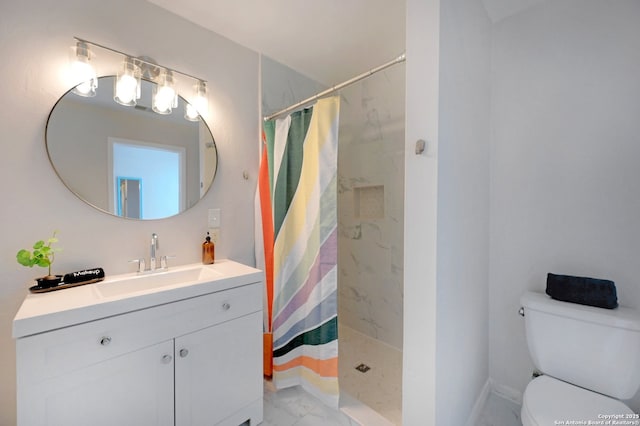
337,65,405,350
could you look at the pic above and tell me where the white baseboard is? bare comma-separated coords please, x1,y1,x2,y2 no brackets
465,379,492,426
465,379,523,426
492,381,523,406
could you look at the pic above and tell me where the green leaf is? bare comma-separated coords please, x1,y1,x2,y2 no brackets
17,231,61,271
16,250,34,267
36,258,50,268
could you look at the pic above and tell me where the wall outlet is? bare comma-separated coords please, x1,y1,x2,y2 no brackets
208,208,221,228
208,228,220,244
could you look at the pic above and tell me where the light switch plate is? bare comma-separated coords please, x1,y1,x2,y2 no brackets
208,228,220,244
208,208,221,228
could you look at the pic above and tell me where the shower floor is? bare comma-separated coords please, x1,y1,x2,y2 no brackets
338,324,403,425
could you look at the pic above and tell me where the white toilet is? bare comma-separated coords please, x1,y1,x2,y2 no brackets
520,291,640,424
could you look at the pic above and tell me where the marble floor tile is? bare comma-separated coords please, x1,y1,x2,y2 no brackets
262,381,357,426
263,383,524,426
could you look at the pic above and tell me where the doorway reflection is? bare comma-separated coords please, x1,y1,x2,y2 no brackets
110,139,185,219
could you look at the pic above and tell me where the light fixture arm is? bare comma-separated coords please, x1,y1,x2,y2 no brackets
73,37,207,84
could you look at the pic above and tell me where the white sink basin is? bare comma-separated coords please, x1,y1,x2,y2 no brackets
96,265,221,298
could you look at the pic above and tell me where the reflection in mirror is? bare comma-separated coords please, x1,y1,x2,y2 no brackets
46,76,217,220
118,177,141,219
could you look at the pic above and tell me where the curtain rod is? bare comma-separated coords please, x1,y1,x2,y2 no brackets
264,52,406,122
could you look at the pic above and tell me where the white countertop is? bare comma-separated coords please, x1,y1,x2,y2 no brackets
13,259,263,339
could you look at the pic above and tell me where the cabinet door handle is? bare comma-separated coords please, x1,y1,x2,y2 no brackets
179,348,189,358
161,354,173,364
100,336,112,346
222,302,231,311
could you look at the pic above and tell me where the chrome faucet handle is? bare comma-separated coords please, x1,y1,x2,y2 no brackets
128,258,146,273
150,233,159,271
160,255,176,270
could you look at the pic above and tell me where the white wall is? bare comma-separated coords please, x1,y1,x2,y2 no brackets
403,0,440,423
0,1,259,424
261,56,325,118
489,0,640,410
436,0,492,424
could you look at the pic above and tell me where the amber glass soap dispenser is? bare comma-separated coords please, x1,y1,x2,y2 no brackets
202,232,215,264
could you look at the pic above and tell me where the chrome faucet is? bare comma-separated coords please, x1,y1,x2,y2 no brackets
129,233,174,273
150,233,159,271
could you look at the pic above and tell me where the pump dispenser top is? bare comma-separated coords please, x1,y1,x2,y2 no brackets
202,232,215,264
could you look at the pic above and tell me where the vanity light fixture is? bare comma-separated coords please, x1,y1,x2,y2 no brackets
70,40,97,97
152,69,177,115
185,80,208,121
70,37,208,121
114,57,141,106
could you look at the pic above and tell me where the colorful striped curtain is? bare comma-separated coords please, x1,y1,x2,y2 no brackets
256,96,340,407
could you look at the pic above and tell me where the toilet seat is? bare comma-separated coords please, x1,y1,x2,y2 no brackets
521,375,634,426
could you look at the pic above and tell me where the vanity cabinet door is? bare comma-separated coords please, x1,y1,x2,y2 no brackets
174,311,263,426
19,340,175,426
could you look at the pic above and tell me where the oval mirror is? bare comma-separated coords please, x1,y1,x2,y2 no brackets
46,76,218,220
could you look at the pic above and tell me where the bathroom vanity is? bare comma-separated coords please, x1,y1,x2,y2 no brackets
13,259,263,426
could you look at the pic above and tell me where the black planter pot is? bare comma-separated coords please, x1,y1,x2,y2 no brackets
36,275,63,289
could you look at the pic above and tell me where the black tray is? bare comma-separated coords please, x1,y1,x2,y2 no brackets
29,278,104,294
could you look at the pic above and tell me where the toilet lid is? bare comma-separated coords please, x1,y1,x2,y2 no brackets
523,375,633,425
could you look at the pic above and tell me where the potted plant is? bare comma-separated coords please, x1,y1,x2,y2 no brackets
16,231,63,288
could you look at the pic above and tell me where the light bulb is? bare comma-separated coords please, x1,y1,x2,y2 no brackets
184,80,208,121
154,85,175,113
114,58,141,106
116,75,136,104
193,94,208,115
194,81,208,115
185,103,199,121
152,71,177,115
71,42,97,97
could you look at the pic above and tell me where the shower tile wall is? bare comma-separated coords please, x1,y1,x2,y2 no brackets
337,66,405,349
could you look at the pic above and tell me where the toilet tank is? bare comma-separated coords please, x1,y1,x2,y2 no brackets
521,291,640,399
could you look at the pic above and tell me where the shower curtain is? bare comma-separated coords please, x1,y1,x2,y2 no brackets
256,96,340,407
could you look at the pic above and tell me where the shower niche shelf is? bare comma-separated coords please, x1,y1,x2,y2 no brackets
354,185,385,220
